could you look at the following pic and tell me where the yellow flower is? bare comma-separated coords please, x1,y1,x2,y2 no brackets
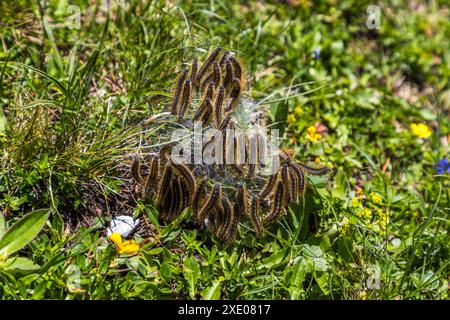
410,123,431,139
351,197,360,208
287,114,296,124
360,290,367,300
339,217,350,235
314,156,321,163
108,232,140,255
357,207,372,221
294,106,303,115
306,126,321,142
370,192,382,204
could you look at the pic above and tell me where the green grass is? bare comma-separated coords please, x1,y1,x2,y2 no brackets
0,0,448,299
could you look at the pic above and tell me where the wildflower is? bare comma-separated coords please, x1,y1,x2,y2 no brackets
306,126,321,142
339,217,350,235
356,188,364,196
356,207,372,221
410,123,432,139
109,232,140,255
312,48,320,60
370,192,382,205
351,197,360,208
376,209,389,236
287,114,296,124
436,158,450,175
360,290,367,300
314,156,321,163
294,106,303,115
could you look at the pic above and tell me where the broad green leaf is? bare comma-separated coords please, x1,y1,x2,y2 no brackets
257,248,288,270
0,256,40,272
184,256,201,300
0,208,50,259
307,174,331,188
201,277,223,300
302,244,323,259
314,271,330,295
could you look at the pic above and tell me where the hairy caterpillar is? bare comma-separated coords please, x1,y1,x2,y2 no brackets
225,78,241,113
288,166,299,203
249,195,264,236
143,157,160,199
130,155,144,184
219,51,229,69
156,162,173,206
259,172,278,198
217,196,233,241
289,163,306,196
213,86,225,127
190,58,198,82
263,181,285,226
191,178,207,215
297,163,331,176
178,79,192,118
195,47,222,85
171,161,196,192
223,58,233,88
229,56,242,81
170,69,188,115
212,61,221,87
198,183,221,223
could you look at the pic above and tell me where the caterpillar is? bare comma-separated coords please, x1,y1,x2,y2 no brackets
213,86,225,127
229,55,242,81
288,166,299,203
259,172,278,198
223,192,240,243
179,178,191,210
212,61,221,87
217,196,233,241
178,79,192,118
170,69,188,115
247,163,256,178
197,183,221,223
143,157,160,198
130,155,144,184
157,175,173,221
219,51,230,69
297,163,331,176
191,178,207,215
159,142,174,161
218,115,232,131
171,161,196,192
200,72,214,93
190,58,198,82
225,78,241,113
249,195,264,237
289,163,306,196
193,97,212,122
281,163,293,203
223,58,233,88
236,185,250,218
156,162,173,206
263,181,285,226
166,179,179,220
195,47,222,85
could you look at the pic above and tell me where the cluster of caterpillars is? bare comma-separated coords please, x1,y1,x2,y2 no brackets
130,47,331,243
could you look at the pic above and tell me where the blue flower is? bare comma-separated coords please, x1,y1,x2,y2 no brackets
312,48,320,60
436,158,450,175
